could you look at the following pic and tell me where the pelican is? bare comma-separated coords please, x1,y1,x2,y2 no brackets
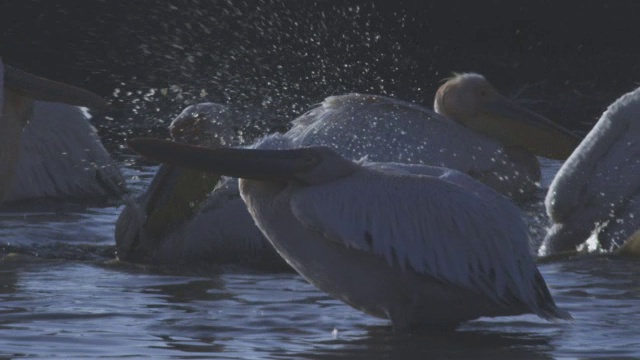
0,58,125,204
540,86,640,256
127,137,571,331
116,74,580,265
116,103,282,265
287,73,580,201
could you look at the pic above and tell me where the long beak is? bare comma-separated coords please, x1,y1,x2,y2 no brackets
142,164,221,239
472,95,581,159
4,64,108,110
127,138,319,181
618,229,640,258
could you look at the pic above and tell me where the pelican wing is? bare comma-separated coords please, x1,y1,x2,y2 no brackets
5,102,125,202
290,165,555,315
546,87,640,224
286,93,504,171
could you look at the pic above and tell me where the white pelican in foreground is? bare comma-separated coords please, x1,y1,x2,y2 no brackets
540,86,640,256
127,138,571,331
0,58,125,204
116,74,579,265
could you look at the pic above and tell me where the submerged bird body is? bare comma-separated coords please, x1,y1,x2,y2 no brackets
128,138,570,330
0,58,124,204
541,87,640,255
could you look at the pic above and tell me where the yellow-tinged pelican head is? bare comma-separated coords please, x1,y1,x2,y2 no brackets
434,73,580,159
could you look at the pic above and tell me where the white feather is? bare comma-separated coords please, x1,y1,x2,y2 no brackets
547,87,640,222
4,101,125,202
543,87,640,252
288,94,505,169
289,164,544,312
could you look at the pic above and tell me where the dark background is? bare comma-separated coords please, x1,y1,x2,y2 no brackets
1,0,639,147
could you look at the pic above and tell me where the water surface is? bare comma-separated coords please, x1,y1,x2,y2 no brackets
1,161,639,359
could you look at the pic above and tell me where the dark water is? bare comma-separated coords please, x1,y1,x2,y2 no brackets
1,162,640,359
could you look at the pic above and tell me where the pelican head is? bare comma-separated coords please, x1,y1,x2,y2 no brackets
116,104,244,262
118,138,350,261
169,103,236,147
434,73,580,159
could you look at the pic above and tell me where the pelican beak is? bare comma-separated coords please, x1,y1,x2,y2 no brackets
142,164,222,239
3,64,108,110
618,229,640,258
127,138,320,181
473,95,581,159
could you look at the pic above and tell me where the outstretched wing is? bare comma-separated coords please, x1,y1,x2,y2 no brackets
290,166,558,317
5,102,125,202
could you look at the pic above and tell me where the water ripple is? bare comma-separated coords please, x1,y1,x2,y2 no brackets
1,160,639,358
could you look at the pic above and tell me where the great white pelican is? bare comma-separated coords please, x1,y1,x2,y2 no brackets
541,86,640,256
127,137,571,331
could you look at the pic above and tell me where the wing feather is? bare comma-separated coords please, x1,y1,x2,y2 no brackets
290,165,545,311
286,93,504,171
5,102,125,202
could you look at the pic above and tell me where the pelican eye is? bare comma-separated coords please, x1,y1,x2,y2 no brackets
477,86,490,97
301,152,321,167
303,154,317,164
477,85,496,99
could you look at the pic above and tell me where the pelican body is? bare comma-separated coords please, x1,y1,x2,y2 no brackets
117,73,580,265
0,58,125,204
541,86,640,255
116,104,282,266
128,138,570,331
289,74,579,201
